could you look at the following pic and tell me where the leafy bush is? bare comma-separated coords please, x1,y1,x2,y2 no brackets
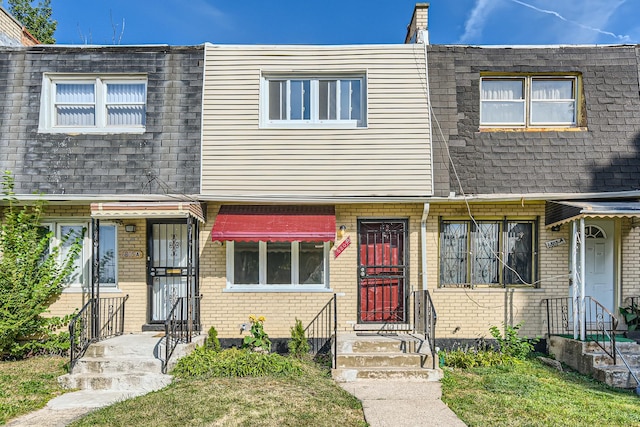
204,326,221,352
620,302,640,331
442,348,511,369
489,322,538,360
288,318,310,359
0,172,82,359
241,315,271,352
173,347,304,378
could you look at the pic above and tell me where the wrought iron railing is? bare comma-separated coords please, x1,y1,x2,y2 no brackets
304,294,337,368
543,296,618,363
544,297,572,336
163,295,202,373
69,295,129,371
413,290,437,369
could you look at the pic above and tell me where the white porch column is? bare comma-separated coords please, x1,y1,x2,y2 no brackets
579,218,586,341
571,220,579,339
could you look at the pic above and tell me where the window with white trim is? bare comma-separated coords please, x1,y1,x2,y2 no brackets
42,221,118,288
39,74,147,133
480,76,578,128
226,241,329,289
439,219,537,288
262,75,366,127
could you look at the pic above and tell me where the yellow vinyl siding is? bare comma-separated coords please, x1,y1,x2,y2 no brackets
201,44,431,197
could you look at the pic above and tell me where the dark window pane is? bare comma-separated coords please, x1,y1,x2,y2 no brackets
267,242,291,284
472,222,500,284
234,242,259,284
299,242,324,284
440,222,468,285
504,222,533,285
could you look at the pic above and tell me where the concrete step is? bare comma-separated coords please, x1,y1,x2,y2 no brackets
58,372,172,391
587,351,640,368
71,357,163,375
336,353,430,369
584,340,640,352
592,365,640,389
333,367,443,382
338,333,429,354
84,334,163,358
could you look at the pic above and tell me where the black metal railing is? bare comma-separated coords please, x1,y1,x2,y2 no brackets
413,290,437,369
544,297,572,336
544,296,618,363
585,296,618,363
304,294,337,368
163,295,202,373
69,295,129,371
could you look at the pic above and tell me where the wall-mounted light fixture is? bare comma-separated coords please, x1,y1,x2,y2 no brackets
338,225,347,238
551,225,561,232
125,224,137,233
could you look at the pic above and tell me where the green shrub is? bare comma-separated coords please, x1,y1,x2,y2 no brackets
0,172,82,359
442,348,512,369
288,318,310,359
620,302,640,331
241,315,271,352
489,322,538,360
173,347,304,378
204,326,221,352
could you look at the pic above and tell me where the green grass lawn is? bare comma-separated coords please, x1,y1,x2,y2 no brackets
441,358,640,426
70,362,367,427
0,356,68,425
7,354,640,427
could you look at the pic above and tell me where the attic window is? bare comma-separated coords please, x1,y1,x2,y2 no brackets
480,75,579,128
261,74,366,128
39,74,147,134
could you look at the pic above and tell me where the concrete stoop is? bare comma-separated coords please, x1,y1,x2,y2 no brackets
332,333,443,382
58,333,201,393
549,336,640,389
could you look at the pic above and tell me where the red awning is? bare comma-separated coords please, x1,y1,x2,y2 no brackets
211,205,336,242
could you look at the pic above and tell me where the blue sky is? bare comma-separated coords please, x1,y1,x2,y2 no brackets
4,0,639,46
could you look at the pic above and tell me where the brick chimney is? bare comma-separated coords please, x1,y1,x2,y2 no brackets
404,3,429,44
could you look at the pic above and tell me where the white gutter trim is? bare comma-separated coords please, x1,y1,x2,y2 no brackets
429,190,640,202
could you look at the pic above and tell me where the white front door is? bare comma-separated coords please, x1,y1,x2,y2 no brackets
584,220,615,314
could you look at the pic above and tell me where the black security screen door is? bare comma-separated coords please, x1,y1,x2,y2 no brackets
358,219,408,323
148,220,197,322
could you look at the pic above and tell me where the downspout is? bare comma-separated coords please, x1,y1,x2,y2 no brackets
421,203,430,291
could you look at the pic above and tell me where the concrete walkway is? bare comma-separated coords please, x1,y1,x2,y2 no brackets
5,389,145,427
340,379,467,427
10,379,467,427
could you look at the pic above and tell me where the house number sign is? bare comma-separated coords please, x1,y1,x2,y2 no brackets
544,238,566,249
122,250,143,258
334,236,351,258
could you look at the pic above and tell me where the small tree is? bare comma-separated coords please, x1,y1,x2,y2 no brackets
0,171,81,358
7,0,57,44
288,318,310,358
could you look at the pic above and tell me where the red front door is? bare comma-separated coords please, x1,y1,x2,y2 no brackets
358,220,407,323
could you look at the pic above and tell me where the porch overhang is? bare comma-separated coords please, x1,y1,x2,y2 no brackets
211,205,336,242
90,202,206,223
545,200,640,228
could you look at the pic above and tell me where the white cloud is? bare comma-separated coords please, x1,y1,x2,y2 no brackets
510,0,630,43
458,0,504,43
